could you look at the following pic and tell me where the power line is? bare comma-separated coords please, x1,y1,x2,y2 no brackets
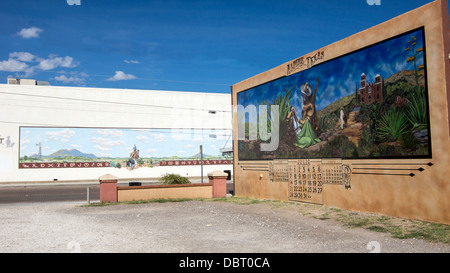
0,102,225,117
1,120,232,135
0,91,232,113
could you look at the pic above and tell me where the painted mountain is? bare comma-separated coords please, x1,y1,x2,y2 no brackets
48,149,97,159
28,149,98,159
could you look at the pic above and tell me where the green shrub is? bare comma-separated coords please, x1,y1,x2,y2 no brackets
159,173,191,185
377,109,409,142
406,90,428,130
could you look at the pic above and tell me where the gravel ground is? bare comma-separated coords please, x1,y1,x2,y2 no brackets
0,200,448,253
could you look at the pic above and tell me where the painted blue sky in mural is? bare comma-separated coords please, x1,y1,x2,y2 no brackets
20,127,231,158
238,28,425,118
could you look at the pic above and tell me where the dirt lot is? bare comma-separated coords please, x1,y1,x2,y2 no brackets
0,198,448,253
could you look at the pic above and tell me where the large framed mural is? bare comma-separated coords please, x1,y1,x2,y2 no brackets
237,27,431,161
19,127,232,169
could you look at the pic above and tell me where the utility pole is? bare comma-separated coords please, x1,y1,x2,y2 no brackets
36,142,42,160
200,145,203,183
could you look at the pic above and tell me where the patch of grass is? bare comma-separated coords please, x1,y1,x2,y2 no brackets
220,197,271,205
330,211,450,244
316,211,331,220
81,198,207,207
391,221,450,243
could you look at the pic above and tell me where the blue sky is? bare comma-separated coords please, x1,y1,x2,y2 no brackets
0,0,439,93
20,127,232,158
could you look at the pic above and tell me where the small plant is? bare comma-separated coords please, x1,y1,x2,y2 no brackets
377,109,409,142
159,173,191,185
406,90,428,130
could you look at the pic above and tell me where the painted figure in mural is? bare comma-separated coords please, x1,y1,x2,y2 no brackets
127,144,140,169
283,106,301,146
295,78,321,149
340,107,345,129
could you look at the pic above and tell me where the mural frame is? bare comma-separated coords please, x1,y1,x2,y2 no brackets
18,126,233,170
236,26,432,162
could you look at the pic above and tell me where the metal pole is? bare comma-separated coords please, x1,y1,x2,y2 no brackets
87,186,90,204
200,145,203,184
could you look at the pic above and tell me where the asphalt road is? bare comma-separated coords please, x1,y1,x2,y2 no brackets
0,184,100,204
0,181,234,204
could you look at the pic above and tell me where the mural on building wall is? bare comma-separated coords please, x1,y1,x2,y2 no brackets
237,27,431,161
19,127,232,169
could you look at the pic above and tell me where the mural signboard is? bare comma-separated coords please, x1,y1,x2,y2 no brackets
237,27,430,162
19,127,232,170
232,0,450,225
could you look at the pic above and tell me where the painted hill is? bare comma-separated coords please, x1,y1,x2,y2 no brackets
48,149,97,159
317,93,356,118
383,69,425,86
317,69,424,118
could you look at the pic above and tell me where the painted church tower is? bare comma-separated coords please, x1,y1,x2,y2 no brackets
359,73,383,105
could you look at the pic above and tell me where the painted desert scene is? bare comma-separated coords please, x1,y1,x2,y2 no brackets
237,28,430,160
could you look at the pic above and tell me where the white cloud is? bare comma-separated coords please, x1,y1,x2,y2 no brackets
0,52,79,77
0,59,28,72
136,135,149,143
94,144,113,152
124,60,139,64
9,52,35,62
16,27,43,39
96,129,123,138
53,71,88,85
45,128,76,143
107,71,136,81
54,74,85,84
96,152,113,158
38,55,78,70
20,136,30,151
91,137,126,151
150,133,168,143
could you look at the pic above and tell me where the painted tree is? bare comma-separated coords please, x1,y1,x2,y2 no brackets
405,35,428,130
405,35,424,89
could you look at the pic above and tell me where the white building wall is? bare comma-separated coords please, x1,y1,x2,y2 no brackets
0,84,232,183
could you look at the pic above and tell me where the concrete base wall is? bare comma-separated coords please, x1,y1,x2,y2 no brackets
118,183,213,202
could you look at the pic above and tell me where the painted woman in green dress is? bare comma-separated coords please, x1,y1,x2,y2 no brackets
295,78,321,149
